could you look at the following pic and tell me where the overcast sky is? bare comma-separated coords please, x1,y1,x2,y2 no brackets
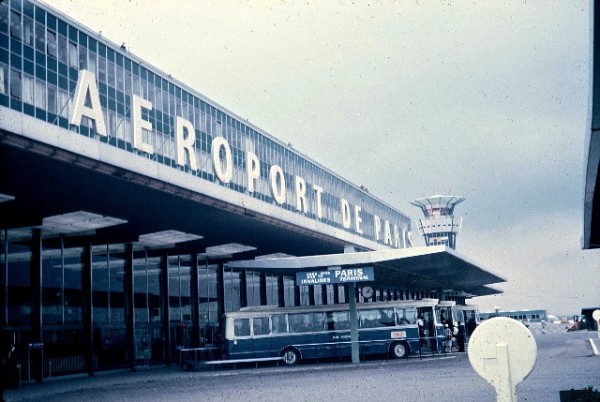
43,0,598,316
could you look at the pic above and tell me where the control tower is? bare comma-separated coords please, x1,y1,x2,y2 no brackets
410,195,464,249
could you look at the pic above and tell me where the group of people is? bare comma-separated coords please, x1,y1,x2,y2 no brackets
443,321,465,352
416,313,466,353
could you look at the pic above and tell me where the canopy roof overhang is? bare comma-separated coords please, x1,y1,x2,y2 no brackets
1,128,506,298
229,245,506,297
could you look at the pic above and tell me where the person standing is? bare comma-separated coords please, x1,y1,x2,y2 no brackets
0,332,16,402
417,314,426,347
541,319,547,334
456,322,465,352
444,324,453,352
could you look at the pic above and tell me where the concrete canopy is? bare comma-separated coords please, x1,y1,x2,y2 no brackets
229,246,506,297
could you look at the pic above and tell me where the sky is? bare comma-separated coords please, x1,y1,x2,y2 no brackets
42,0,599,316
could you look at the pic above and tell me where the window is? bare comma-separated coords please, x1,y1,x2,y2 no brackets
10,69,21,99
359,308,395,328
35,21,44,52
396,307,417,324
234,318,250,337
35,80,46,110
23,15,33,46
22,74,33,104
326,311,350,331
78,44,87,69
47,84,56,113
272,314,287,334
0,4,8,35
47,29,57,58
0,63,7,95
253,317,270,336
289,312,325,333
10,11,22,40
57,34,67,65
289,313,312,333
68,41,77,69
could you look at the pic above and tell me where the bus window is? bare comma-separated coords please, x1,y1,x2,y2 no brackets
396,308,417,324
437,308,450,324
452,310,463,324
272,314,288,334
253,317,270,336
289,313,326,333
359,309,395,328
289,313,313,333
234,318,250,337
313,313,326,332
327,311,350,331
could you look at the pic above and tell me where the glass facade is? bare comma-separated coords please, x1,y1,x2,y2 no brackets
1,233,436,381
0,0,411,249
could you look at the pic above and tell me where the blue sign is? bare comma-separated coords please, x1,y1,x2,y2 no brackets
296,267,374,285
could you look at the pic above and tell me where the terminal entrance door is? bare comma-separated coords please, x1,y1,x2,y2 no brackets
133,255,164,366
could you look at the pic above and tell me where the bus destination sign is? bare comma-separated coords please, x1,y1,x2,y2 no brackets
296,267,374,285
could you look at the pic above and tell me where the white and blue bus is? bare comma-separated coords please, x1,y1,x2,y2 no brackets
221,299,446,365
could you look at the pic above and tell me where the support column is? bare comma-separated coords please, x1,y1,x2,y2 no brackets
217,262,225,319
190,255,200,347
30,229,43,382
308,285,315,306
82,239,94,376
1,229,7,327
437,288,445,301
294,279,301,306
277,276,285,307
333,284,340,304
240,270,248,308
348,282,359,364
160,255,171,365
343,245,361,364
259,272,267,306
124,244,135,371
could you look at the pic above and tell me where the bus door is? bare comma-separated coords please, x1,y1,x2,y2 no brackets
417,307,438,350
251,316,272,358
464,309,479,341
229,317,253,359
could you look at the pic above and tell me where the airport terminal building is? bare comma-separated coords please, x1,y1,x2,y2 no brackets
0,0,504,380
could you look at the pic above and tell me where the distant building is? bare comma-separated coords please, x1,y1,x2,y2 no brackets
480,309,547,323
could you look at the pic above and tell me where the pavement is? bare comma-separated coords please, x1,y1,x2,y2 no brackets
4,322,599,402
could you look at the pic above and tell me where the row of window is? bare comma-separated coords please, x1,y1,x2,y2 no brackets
233,307,419,337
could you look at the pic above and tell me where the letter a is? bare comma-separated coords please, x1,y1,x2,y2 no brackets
70,70,107,136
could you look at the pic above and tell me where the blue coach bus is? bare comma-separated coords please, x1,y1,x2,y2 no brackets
221,299,445,365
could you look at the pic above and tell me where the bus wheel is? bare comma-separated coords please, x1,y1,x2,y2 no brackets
390,342,408,359
281,348,300,365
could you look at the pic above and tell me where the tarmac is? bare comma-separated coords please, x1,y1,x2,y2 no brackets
4,322,600,402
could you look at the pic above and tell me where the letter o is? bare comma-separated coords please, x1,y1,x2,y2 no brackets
269,165,286,204
211,137,233,183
